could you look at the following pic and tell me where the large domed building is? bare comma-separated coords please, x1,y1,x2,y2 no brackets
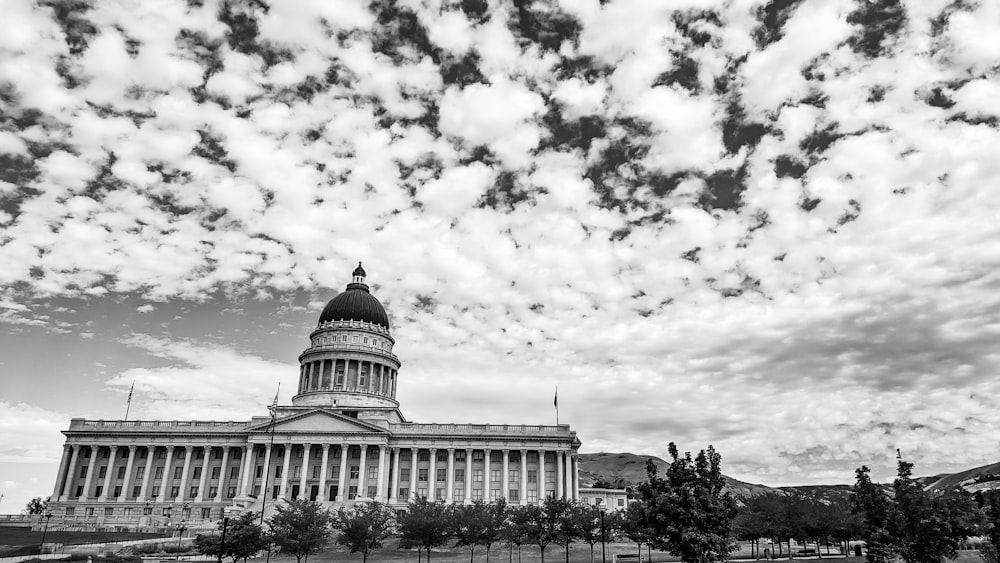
44,264,582,529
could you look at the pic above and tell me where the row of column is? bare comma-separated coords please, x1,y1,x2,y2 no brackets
297,359,397,397
53,444,244,503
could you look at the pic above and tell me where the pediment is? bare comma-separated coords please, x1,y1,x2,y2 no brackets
249,410,386,434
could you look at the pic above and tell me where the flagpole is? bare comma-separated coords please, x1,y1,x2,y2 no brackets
123,381,135,421
554,385,559,426
260,383,280,528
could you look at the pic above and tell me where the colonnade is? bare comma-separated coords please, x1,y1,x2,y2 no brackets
297,359,397,397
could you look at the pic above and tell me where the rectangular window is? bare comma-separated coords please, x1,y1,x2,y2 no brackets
454,488,465,501
436,450,448,462
417,487,428,498
139,449,147,459
161,508,170,517
472,451,484,461
509,489,519,502
455,468,465,482
509,469,520,483
123,507,133,516
331,466,340,478
399,488,409,499
228,487,237,499
455,450,466,462
202,508,212,519
94,485,103,497
98,466,107,478
348,486,358,499
230,467,239,479
117,466,126,479
255,466,263,478
85,507,94,516
351,448,360,459
75,485,83,497
490,470,501,483
528,470,537,483
436,488,445,501
528,490,538,502
472,488,483,501
142,506,152,516
132,485,141,497
368,466,378,480
209,486,218,498
491,488,501,501
275,466,282,478
618,498,625,506
350,466,360,479
418,450,430,462
400,468,410,482
418,469,428,482
170,486,179,498
368,486,377,498
136,466,145,479
293,465,301,476
113,485,121,497
214,449,222,460
65,507,75,516
252,485,260,496
313,466,320,479
545,470,555,483
102,449,110,458
193,467,202,479
158,449,166,459
195,449,204,459
529,452,538,463
211,467,220,479
359,372,366,387
436,468,446,482
155,467,164,479
473,469,483,482
104,507,114,516
80,466,88,478
190,486,199,498
174,467,183,479
151,485,160,497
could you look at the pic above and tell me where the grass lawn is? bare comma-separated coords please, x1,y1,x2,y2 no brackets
0,528,166,557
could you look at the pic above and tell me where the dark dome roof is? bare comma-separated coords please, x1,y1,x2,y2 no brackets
319,289,389,328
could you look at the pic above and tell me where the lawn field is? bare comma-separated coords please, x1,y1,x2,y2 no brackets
0,529,165,557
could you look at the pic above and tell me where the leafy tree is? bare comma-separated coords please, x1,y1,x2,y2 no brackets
521,503,558,563
453,498,507,563
333,501,396,563
266,499,335,563
571,504,604,563
977,491,1000,563
853,466,894,563
618,502,654,561
636,443,739,563
545,497,578,563
24,497,48,515
889,460,983,563
397,496,453,562
196,511,267,563
504,504,533,563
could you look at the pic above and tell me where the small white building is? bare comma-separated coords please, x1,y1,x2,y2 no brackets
579,487,632,511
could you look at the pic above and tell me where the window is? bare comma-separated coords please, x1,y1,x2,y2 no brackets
351,448,361,459
117,466,126,479
528,490,538,502
528,470,537,483
170,486,179,498
363,337,368,344
228,487,237,499
80,466,88,478
230,467,239,479
454,488,465,501
399,488,409,499
190,486,199,498
545,471,555,483
490,470,501,483
509,469,519,483
209,486,218,498
123,507,133,516
214,449,222,460
418,469,428,482
350,466,360,479
102,449,110,458
401,450,412,461
195,449,204,460
85,507,94,516
293,465,300,476
255,466,263,478
139,449,147,459
436,468,446,482
341,335,347,342
113,486,121,497
618,498,625,507
436,450,448,462
436,488,445,501
202,508,212,519
296,448,303,459
154,467,164,479
491,489,501,501
348,486,358,500
143,505,152,516
161,508,170,516
417,487,428,498
400,468,410,482
418,451,430,462
472,489,483,501
473,451,484,461
174,467,183,479
95,485,103,497
529,452,538,463
332,466,340,478
252,485,260,496
336,370,345,386
65,507,75,516
368,466,378,480
509,489,519,502
473,470,483,482
193,467,202,479
368,486,377,498
158,449,167,459
98,466,107,478
211,467,220,479
275,466,282,478
455,450,466,461
136,466,145,479
509,451,520,464
104,507,114,516
151,485,160,497
233,449,241,460
75,486,83,497
313,466,320,478
455,468,465,482
132,486,141,497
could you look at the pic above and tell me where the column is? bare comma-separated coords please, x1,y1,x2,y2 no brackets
98,445,118,501
196,446,211,501
445,449,455,504
501,449,509,502
375,445,387,502
389,448,400,504
483,448,491,501
464,449,473,505
409,448,418,500
139,446,156,501
238,445,254,497
336,445,349,502
279,444,292,499
260,444,273,499
217,447,231,503
427,448,436,501
178,446,194,500
81,445,100,501
537,449,547,501
60,445,81,500
520,449,528,505
558,451,566,499
572,454,580,500
298,444,311,499
52,445,72,498
118,446,138,501
357,445,368,498
157,446,175,502
318,444,330,503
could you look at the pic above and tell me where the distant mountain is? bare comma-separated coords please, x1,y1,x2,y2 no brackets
578,452,1000,502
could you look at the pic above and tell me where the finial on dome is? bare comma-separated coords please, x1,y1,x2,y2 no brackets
349,261,368,289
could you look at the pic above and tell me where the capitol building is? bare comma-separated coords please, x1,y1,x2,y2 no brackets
45,264,584,529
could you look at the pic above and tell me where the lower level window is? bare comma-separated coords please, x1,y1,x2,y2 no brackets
348,486,358,499
454,489,465,501
399,488,409,499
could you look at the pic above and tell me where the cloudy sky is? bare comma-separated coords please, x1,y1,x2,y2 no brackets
3,0,1000,511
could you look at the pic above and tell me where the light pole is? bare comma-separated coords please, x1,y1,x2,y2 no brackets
175,518,187,560
218,515,230,563
595,500,607,563
39,511,54,554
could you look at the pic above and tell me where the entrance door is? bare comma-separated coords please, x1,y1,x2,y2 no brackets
329,485,338,501
291,484,300,499
310,485,319,501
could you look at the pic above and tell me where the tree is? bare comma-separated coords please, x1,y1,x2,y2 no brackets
267,499,335,563
976,491,1000,563
619,502,654,561
545,497,578,563
196,511,267,563
521,503,558,563
571,504,604,563
853,465,894,563
333,501,396,563
504,505,533,563
636,443,739,563
24,497,48,515
453,500,490,563
397,497,453,562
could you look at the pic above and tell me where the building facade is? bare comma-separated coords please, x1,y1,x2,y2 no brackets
46,264,582,529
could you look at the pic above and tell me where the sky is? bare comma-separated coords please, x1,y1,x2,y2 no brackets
2,0,1000,512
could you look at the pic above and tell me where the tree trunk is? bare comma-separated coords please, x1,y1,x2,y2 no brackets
565,542,570,563
788,540,792,560
647,544,651,562
591,543,595,563
540,545,545,563
637,542,642,561
470,546,475,563
418,548,423,563
486,545,490,563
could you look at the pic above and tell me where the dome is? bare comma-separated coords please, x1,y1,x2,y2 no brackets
318,263,390,329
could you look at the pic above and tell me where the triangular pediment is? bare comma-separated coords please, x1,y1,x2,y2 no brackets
249,410,387,434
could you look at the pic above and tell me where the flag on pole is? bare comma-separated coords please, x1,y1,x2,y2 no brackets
271,383,280,409
124,380,135,421
554,387,558,408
